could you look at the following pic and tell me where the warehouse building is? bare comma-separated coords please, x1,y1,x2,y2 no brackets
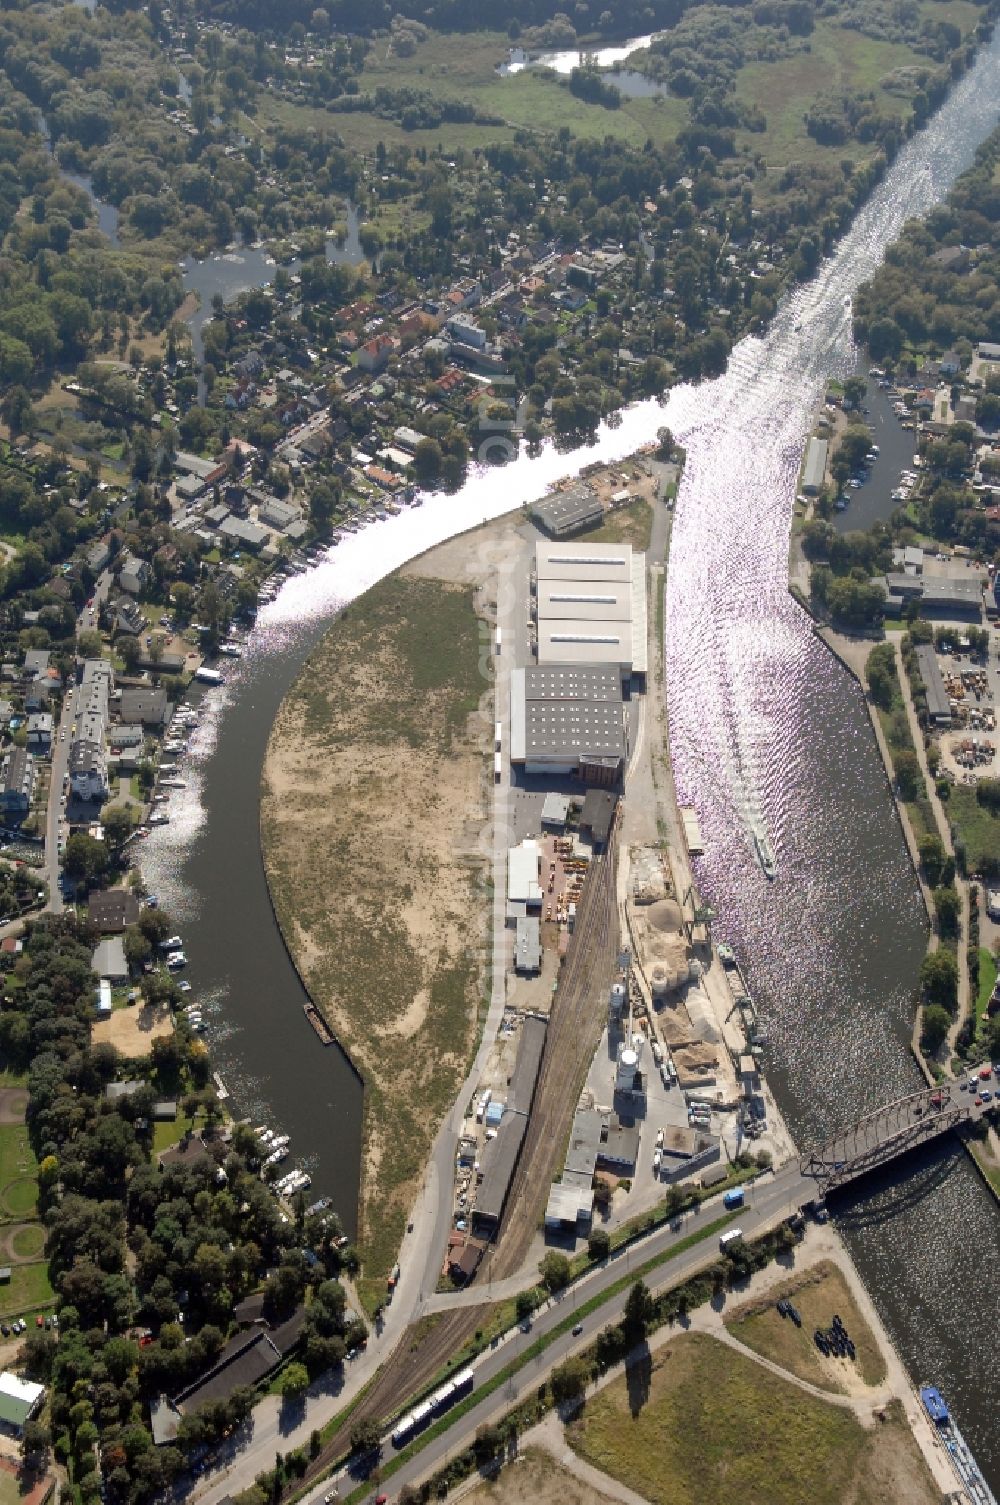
473,1015,547,1233
534,541,647,677
510,665,625,783
803,437,828,494
915,644,952,725
529,483,604,538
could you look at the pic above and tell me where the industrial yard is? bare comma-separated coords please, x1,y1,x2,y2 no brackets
435,460,794,1286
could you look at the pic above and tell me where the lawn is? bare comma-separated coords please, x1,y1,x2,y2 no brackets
725,1259,886,1393
0,1123,38,1220
948,785,1000,877
152,1114,195,1155
568,1333,939,1505
0,1262,53,1318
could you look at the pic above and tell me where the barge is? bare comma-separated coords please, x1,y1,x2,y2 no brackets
304,1001,336,1046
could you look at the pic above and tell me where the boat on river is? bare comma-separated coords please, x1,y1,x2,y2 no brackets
753,827,777,879
920,1387,997,1505
304,1001,336,1046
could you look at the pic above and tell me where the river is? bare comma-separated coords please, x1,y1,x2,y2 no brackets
132,26,1000,1479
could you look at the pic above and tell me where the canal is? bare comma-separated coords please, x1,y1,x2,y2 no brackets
139,25,1000,1478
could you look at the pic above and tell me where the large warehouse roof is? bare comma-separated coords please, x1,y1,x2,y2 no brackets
510,667,625,766
537,581,632,620
537,619,634,667
535,540,632,584
534,541,647,674
523,665,622,702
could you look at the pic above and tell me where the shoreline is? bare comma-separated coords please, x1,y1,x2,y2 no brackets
788,408,1000,1206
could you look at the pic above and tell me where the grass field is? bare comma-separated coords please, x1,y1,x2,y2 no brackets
576,498,653,552
262,573,488,1284
0,1261,53,1318
726,1259,887,1393
0,1123,38,1221
9,1224,43,1259
568,1333,940,1505
948,785,1000,876
462,1446,616,1505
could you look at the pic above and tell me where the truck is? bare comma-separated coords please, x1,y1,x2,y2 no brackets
723,1187,745,1211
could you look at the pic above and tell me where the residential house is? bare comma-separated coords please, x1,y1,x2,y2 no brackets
0,748,34,821
118,556,151,596
70,659,113,802
26,712,52,754
445,314,486,350
92,935,128,982
118,687,169,728
357,335,397,374
258,498,302,532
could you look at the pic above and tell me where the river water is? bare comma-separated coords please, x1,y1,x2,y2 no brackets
135,27,1000,1477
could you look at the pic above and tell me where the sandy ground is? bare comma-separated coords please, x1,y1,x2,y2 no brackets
454,1444,622,1505
91,1001,174,1057
261,571,491,1268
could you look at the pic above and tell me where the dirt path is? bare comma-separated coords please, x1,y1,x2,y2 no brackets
0,1090,27,1125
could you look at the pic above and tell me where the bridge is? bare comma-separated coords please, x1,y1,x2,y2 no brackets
798,1080,991,1193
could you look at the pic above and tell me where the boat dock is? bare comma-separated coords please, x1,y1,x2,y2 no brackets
679,806,705,856
920,1386,997,1505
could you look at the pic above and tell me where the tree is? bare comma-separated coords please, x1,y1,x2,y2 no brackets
918,834,947,888
920,948,958,1012
893,749,922,802
349,1418,381,1455
412,437,442,483
842,376,867,410
515,1288,537,1321
77,629,103,659
550,1354,589,1405
278,1363,309,1401
102,806,133,852
921,1003,951,1053
539,1250,570,1293
622,1279,654,1344
21,1418,50,1468
63,833,109,884
587,1228,610,1262
933,886,961,940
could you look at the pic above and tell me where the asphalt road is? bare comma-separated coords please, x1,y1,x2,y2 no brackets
298,1166,812,1505
43,569,113,914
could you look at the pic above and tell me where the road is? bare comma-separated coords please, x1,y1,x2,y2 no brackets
293,1166,814,1505
43,569,113,914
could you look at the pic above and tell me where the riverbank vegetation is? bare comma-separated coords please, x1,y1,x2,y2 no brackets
261,571,488,1297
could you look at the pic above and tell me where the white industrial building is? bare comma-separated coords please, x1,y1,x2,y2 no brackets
507,839,543,909
0,1372,44,1435
533,541,647,676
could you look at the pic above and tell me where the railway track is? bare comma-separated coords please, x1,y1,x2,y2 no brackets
290,838,621,1496
486,838,619,1280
